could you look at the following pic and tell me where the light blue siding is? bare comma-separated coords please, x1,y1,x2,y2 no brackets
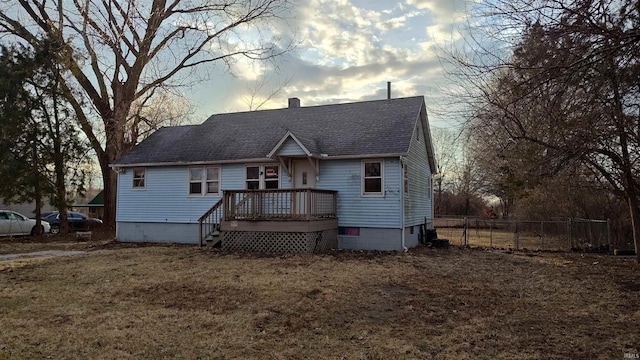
116,163,291,223
116,159,401,246
316,158,401,229
277,138,307,156
339,228,402,251
404,116,433,227
117,222,199,244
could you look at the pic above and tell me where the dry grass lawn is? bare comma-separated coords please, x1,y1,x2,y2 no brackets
1,235,639,359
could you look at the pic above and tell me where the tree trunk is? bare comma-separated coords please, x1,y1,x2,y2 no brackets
54,155,68,234
32,139,42,236
101,157,117,229
52,89,69,234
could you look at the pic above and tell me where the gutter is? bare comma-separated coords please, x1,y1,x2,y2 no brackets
110,153,410,169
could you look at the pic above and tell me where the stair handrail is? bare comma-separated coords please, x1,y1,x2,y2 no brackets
198,198,224,246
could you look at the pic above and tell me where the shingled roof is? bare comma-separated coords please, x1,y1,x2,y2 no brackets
112,96,430,166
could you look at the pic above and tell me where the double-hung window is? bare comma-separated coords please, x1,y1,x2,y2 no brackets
133,168,146,189
246,165,280,190
362,160,383,196
189,166,220,195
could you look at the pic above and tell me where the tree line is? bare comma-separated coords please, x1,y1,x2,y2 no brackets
438,0,640,259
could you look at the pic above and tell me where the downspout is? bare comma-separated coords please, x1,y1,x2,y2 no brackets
400,156,407,252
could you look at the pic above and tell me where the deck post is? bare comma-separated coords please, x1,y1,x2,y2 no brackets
199,220,203,247
306,189,311,220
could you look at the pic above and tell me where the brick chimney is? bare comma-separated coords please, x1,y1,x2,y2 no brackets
288,97,301,108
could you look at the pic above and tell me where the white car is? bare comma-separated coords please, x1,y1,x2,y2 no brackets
0,210,51,236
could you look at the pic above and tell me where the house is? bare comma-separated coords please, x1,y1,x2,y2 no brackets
111,96,437,252
73,190,105,220
0,199,55,218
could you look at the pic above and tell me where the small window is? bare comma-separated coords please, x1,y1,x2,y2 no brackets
264,165,279,189
133,168,145,188
190,166,220,195
245,165,279,190
362,160,383,195
410,226,414,235
189,168,203,194
338,227,360,236
246,166,260,190
206,167,220,194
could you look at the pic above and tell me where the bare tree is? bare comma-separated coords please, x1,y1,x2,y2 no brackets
126,86,195,146
242,73,292,111
431,127,460,215
0,0,294,227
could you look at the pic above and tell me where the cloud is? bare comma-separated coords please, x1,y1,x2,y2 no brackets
405,0,468,18
191,0,468,128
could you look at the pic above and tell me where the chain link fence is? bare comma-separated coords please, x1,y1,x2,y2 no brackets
435,217,611,252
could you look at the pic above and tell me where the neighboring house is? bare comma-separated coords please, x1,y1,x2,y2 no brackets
111,96,437,252
1,190,103,221
74,190,105,220
0,199,55,218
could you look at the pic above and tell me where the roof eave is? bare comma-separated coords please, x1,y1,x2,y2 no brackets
110,157,280,168
110,153,409,168
417,100,438,174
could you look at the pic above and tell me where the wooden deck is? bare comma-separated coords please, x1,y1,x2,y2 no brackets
199,189,338,252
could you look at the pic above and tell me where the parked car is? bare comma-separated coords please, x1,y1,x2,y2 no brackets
0,210,51,236
42,211,103,234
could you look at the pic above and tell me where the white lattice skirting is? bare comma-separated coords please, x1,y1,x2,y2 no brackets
221,229,337,254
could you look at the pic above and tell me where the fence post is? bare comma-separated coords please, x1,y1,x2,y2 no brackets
490,220,493,248
514,220,519,250
607,218,611,252
540,221,544,251
568,218,573,250
588,219,594,248
464,217,468,246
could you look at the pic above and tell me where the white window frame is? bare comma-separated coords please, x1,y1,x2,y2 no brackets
132,168,146,189
188,166,221,196
245,164,280,190
361,159,384,196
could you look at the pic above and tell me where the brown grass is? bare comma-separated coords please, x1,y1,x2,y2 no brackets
1,236,639,359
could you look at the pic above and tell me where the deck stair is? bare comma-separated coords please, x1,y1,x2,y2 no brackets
198,198,224,247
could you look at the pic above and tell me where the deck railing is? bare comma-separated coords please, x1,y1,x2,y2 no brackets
223,189,337,221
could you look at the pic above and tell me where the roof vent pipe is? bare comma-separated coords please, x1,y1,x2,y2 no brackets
288,97,300,108
387,82,391,99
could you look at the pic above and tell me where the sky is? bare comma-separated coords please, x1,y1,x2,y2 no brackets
186,0,472,129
